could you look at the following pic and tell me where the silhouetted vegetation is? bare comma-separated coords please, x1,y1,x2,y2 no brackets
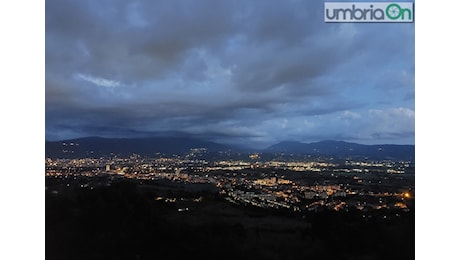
46,178,414,260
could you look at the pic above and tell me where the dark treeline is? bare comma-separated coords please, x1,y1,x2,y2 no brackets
46,179,414,260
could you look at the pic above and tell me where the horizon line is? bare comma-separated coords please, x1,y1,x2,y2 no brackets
45,135,415,147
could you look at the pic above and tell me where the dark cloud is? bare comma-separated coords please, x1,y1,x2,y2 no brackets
46,0,414,147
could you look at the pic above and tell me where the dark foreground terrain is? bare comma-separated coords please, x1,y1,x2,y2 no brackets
46,177,414,260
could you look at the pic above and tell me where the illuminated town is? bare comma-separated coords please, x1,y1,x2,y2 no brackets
45,142,415,259
46,147,414,218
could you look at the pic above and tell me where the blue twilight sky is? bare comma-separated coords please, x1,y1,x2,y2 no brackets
45,0,414,148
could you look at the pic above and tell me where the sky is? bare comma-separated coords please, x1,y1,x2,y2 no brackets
46,0,414,148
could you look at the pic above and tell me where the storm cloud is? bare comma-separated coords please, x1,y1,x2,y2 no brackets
46,0,415,147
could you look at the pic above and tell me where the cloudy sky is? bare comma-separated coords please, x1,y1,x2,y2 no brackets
46,0,414,148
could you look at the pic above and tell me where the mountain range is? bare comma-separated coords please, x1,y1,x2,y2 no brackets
45,136,230,158
266,140,414,161
45,137,415,161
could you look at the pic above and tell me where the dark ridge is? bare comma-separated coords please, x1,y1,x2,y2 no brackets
45,136,232,158
46,137,414,161
266,140,414,162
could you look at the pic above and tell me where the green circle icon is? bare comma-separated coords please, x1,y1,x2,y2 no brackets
386,4,401,20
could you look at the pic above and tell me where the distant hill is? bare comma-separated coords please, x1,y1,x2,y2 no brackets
45,136,232,158
266,140,414,161
46,137,415,161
